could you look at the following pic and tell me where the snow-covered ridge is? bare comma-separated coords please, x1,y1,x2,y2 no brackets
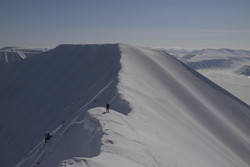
0,44,249,167
0,44,130,167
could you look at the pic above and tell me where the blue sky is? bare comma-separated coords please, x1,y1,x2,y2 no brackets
0,0,250,49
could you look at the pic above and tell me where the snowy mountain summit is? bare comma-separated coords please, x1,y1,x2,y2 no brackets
0,44,250,167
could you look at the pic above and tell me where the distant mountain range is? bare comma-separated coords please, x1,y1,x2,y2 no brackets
165,48,250,76
0,47,47,65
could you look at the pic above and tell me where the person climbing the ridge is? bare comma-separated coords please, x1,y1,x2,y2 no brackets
44,132,52,143
106,103,110,113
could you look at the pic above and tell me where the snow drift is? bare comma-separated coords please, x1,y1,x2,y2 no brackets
0,44,249,167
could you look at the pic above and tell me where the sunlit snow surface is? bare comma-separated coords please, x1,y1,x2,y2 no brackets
0,44,249,167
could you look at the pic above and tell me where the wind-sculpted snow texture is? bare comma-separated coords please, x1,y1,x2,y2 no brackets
0,44,249,167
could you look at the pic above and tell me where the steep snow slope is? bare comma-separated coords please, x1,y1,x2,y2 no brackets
117,45,250,167
0,44,249,167
0,44,129,167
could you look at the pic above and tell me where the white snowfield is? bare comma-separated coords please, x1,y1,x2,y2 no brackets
0,44,249,167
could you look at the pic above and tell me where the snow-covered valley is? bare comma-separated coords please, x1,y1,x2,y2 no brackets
0,44,249,167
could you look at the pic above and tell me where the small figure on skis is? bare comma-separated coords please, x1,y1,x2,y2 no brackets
106,103,110,113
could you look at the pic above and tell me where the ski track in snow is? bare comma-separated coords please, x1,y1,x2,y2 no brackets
17,50,27,59
4,51,8,63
